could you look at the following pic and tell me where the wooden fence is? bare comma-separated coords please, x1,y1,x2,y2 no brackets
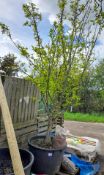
0,76,56,148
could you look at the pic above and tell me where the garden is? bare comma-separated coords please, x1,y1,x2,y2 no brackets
0,0,104,174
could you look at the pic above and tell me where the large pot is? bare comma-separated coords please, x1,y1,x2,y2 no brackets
0,148,34,175
28,135,66,175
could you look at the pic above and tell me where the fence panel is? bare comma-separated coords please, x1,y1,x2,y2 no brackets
0,76,56,148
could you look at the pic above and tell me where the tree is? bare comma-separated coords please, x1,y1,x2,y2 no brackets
0,0,104,116
92,59,104,112
77,58,104,114
0,53,19,76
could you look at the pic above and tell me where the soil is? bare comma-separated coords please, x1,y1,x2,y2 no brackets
0,158,27,175
31,136,66,150
0,159,13,174
31,138,53,149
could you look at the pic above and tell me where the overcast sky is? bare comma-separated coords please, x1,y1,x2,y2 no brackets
0,0,104,62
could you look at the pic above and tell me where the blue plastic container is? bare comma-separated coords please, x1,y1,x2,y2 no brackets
65,152,100,175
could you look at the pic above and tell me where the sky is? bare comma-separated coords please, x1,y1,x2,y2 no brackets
0,0,104,63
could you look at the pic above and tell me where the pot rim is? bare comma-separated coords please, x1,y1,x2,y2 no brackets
28,135,66,151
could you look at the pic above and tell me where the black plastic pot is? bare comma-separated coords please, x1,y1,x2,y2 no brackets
0,148,34,175
28,135,66,175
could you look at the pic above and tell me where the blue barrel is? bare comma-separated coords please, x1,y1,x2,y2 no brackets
0,148,34,175
28,135,66,175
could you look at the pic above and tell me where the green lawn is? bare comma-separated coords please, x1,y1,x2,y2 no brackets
64,112,104,123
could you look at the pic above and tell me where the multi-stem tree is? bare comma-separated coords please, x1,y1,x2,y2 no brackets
0,0,104,116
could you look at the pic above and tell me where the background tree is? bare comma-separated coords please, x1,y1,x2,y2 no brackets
91,59,104,113
0,0,104,116
77,58,104,114
0,53,19,76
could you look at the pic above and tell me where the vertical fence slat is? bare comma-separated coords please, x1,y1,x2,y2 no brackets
31,84,36,119
35,88,40,115
13,78,20,123
24,81,30,122
28,81,32,120
10,77,17,121
30,83,35,120
5,77,13,109
22,80,27,122
18,78,24,123
21,79,26,122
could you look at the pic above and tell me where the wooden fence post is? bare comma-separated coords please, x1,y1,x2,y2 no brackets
0,77,25,175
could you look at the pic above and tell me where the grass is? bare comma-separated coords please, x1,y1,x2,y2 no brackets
64,112,104,123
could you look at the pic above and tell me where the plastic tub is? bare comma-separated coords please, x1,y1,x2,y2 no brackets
0,148,34,175
28,135,66,175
